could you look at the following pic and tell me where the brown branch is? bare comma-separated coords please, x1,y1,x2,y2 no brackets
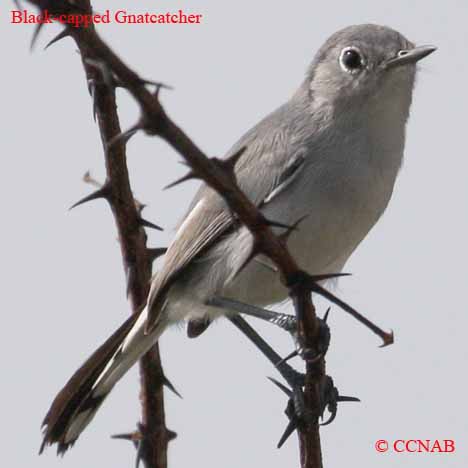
25,1,388,467
22,1,169,467
83,171,146,213
81,43,169,468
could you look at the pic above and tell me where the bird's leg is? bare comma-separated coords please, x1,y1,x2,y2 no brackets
227,315,359,447
209,296,331,363
228,314,310,447
209,296,297,334
227,315,304,388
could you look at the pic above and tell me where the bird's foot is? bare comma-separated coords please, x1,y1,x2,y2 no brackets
277,308,331,366
269,375,360,447
318,376,360,425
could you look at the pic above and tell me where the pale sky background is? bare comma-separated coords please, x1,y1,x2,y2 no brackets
2,1,467,467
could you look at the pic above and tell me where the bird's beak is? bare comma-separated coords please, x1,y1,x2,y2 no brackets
385,45,437,69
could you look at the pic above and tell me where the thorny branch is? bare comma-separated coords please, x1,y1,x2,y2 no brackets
23,0,170,466
80,37,171,468
23,1,393,467
83,171,146,213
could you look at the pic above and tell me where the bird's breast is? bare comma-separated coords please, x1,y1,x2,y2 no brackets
287,139,402,276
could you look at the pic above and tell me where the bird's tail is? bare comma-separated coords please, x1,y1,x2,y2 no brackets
40,308,167,455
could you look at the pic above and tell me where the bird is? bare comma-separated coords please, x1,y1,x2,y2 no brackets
40,24,436,454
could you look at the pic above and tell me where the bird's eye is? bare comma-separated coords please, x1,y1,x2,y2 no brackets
339,47,365,73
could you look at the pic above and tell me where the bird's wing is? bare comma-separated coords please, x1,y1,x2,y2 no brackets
147,101,308,328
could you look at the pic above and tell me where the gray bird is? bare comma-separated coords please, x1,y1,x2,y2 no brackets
41,24,436,453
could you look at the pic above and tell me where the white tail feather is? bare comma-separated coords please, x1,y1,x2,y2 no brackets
64,310,169,444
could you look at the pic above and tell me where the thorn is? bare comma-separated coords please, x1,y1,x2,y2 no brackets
337,396,361,403
323,307,331,323
113,77,174,93
286,270,347,289
310,280,394,347
166,429,178,441
84,57,115,89
44,29,71,50
147,247,167,263
264,217,295,230
152,82,170,100
81,171,147,215
275,350,299,367
379,330,395,348
267,377,292,397
309,272,351,282
224,146,247,171
106,125,140,150
69,185,111,210
138,217,163,231
162,374,182,398
277,420,297,449
278,215,309,243
111,431,142,444
30,22,45,51
152,85,162,100
135,439,143,468
112,426,147,468
164,170,199,190
140,78,174,91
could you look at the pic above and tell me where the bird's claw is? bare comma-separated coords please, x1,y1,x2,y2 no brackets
268,377,308,448
284,308,331,365
269,374,359,447
319,376,360,426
